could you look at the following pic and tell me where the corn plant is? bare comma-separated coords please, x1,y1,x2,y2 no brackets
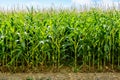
0,8,120,72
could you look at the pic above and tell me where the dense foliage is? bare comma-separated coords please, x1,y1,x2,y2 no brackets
0,9,120,72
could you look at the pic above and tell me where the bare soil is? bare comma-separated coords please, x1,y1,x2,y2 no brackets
0,66,120,80
0,72,120,80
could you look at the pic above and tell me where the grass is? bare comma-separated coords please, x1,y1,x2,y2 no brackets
0,8,120,72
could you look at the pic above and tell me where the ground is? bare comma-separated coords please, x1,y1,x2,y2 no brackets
0,73,120,80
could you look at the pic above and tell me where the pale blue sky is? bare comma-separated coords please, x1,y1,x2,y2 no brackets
0,0,119,10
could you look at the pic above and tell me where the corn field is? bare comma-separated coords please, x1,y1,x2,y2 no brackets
0,8,120,72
